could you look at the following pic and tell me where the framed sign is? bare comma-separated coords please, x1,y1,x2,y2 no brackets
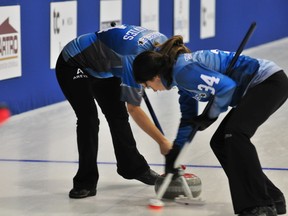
100,0,122,30
200,0,216,39
0,5,21,80
174,0,190,43
141,0,159,31
50,1,77,69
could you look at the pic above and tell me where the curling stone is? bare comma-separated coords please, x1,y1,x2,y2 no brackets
154,173,202,199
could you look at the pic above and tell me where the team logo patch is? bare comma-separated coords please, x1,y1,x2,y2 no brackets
73,68,88,80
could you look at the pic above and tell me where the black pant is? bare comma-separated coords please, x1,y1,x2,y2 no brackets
55,54,149,190
210,71,288,213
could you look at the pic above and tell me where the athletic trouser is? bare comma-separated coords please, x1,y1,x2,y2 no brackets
210,70,288,213
55,54,150,190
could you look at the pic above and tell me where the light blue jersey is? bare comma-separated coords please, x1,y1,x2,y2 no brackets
61,24,168,105
170,50,282,146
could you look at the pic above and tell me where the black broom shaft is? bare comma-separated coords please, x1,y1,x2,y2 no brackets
226,22,257,75
142,90,164,134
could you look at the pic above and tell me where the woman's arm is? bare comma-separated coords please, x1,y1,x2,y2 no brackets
127,103,172,155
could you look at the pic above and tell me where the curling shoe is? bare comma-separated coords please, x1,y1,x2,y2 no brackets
69,188,97,199
135,169,160,185
274,194,286,215
238,206,277,216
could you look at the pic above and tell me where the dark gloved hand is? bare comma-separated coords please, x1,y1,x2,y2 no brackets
189,114,217,131
165,145,181,176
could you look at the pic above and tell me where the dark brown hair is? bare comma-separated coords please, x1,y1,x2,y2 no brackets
133,35,191,87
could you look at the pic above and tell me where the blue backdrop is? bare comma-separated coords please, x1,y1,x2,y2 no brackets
0,0,288,115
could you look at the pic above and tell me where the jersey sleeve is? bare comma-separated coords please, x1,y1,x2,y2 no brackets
173,62,236,147
119,30,168,106
173,89,198,147
120,55,143,106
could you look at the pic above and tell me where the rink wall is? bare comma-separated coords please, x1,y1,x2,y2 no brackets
1,0,288,115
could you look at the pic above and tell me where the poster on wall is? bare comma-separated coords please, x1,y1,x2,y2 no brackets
141,0,159,31
200,0,215,39
174,0,190,43
0,5,22,81
100,0,122,30
50,1,77,69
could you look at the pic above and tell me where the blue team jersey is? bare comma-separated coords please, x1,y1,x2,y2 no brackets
61,24,168,105
171,49,282,146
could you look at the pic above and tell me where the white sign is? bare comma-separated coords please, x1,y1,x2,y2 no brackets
50,1,77,69
0,5,22,81
174,0,190,43
200,0,215,39
100,0,122,30
141,0,159,31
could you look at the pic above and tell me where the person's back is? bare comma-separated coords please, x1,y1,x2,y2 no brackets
61,24,167,79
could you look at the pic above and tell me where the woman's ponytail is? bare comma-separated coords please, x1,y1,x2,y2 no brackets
155,35,191,86
156,35,191,61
